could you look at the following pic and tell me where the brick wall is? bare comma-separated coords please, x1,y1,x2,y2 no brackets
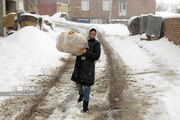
70,0,156,23
37,2,57,16
127,0,156,17
70,0,108,20
164,18,180,45
70,0,124,23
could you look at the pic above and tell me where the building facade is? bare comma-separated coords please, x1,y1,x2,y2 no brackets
37,0,68,16
0,0,38,37
0,0,19,37
57,2,68,14
37,2,57,16
69,0,156,24
24,0,38,13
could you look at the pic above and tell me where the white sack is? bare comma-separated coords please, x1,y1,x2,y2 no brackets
56,31,87,56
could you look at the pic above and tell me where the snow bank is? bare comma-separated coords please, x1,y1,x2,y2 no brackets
97,24,129,37
135,37,180,120
0,26,69,101
136,37,180,71
51,12,66,22
98,23,180,120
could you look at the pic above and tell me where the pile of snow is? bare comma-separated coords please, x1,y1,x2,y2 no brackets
97,24,129,37
51,12,66,22
20,12,39,19
0,26,69,101
137,37,180,71
136,37,180,120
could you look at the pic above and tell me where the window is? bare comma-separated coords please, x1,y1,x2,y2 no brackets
119,2,127,16
81,0,89,11
103,0,110,11
90,19,102,24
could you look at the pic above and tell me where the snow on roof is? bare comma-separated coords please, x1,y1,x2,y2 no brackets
20,13,39,19
128,16,139,26
6,12,16,16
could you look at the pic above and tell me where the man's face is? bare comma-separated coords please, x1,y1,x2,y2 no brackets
88,30,96,39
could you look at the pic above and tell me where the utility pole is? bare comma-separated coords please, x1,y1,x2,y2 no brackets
0,0,6,37
68,0,71,20
16,0,19,11
109,0,112,24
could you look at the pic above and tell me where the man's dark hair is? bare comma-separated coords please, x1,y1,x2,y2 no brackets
90,28,97,33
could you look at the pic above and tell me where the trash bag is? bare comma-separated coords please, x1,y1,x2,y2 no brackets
56,30,87,56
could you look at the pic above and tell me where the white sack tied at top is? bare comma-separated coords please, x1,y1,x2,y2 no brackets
56,30,87,56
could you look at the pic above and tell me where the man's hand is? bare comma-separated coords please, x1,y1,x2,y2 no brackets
79,48,87,55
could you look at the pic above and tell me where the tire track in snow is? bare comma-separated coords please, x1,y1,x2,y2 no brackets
15,56,75,120
95,32,128,120
13,21,142,120
54,22,134,120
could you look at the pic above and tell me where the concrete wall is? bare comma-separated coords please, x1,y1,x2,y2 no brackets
164,18,180,45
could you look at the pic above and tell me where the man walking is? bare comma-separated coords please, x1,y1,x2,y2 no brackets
71,27,101,113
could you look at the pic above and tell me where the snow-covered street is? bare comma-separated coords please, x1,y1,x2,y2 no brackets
98,24,180,120
0,18,180,120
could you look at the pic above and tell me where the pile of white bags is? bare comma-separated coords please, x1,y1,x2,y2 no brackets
56,31,87,56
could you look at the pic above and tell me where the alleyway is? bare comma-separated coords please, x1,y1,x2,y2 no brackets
0,19,180,120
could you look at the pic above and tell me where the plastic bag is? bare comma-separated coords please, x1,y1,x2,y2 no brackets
56,31,87,56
